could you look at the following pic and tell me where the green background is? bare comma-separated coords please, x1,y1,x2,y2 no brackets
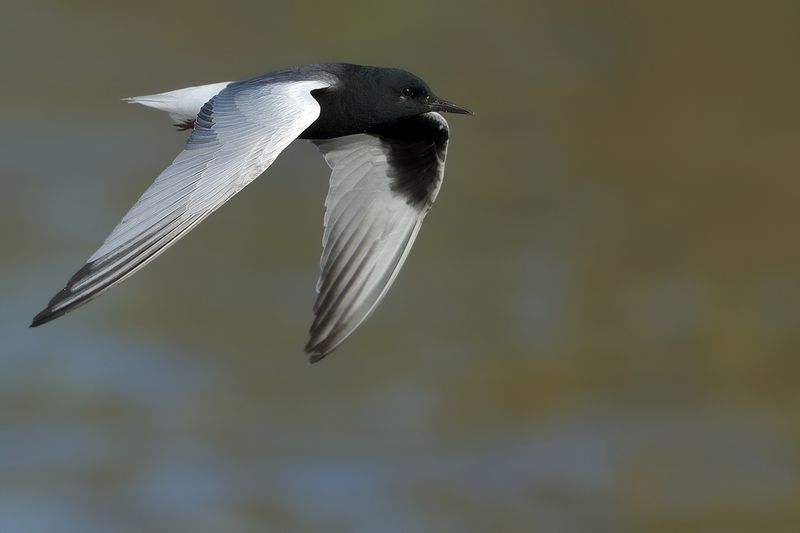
2,1,799,531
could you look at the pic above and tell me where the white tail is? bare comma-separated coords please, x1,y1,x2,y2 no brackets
124,81,232,126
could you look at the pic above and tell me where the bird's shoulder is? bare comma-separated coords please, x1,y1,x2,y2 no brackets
228,64,350,93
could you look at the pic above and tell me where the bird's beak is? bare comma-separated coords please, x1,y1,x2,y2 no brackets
428,97,473,115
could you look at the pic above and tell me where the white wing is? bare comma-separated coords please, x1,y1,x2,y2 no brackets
32,78,330,326
306,112,449,360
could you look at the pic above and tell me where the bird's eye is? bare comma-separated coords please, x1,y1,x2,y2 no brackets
402,87,415,97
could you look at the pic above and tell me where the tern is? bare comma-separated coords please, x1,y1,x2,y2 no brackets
30,63,471,361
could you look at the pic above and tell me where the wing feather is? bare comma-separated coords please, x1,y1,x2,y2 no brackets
31,78,330,326
306,112,449,360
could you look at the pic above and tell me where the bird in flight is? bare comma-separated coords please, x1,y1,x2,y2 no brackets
30,63,471,362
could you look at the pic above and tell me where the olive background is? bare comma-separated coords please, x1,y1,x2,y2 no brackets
2,1,799,532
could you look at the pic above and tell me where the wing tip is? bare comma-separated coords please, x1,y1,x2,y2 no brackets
30,260,102,329
30,284,81,328
307,352,327,364
30,304,61,328
305,333,347,364
304,339,329,364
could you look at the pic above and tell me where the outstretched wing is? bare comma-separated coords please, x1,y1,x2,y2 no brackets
31,78,330,327
306,112,450,361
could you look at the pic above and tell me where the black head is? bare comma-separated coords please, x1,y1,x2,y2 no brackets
300,64,472,139
356,66,472,127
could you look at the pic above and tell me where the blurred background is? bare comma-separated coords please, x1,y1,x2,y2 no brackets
2,1,799,531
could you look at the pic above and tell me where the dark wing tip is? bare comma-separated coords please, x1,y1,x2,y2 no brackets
305,328,352,363
305,300,355,363
306,351,327,364
29,259,105,328
30,309,53,327
304,338,331,364
30,308,54,328
30,283,80,327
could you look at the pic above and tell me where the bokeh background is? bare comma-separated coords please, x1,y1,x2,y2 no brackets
2,1,799,531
